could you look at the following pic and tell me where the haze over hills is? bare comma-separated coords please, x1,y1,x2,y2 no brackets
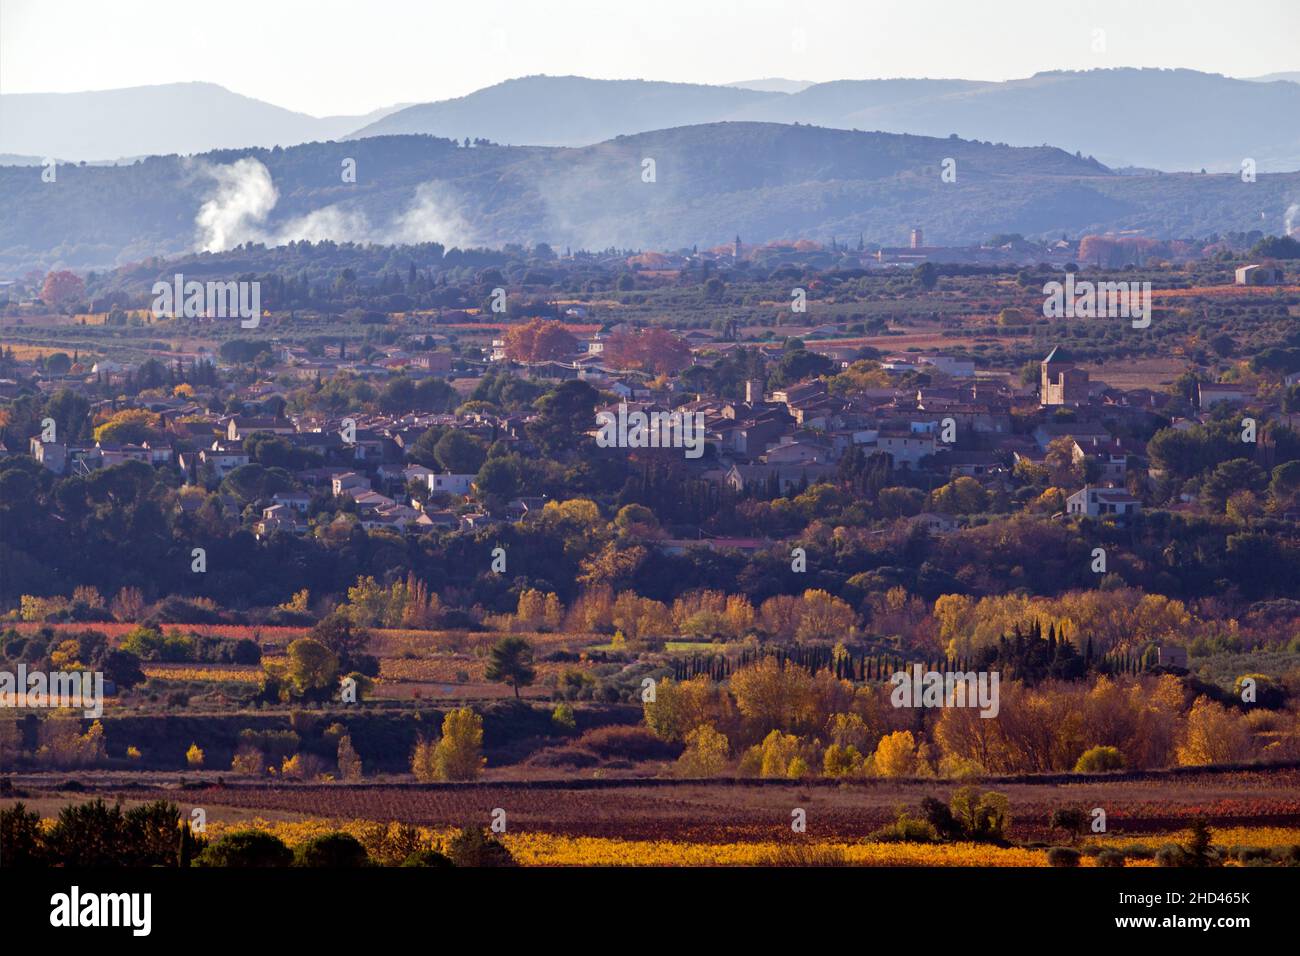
352,70,1300,173
347,77,775,150
5,68,1297,173
3,121,1297,274
1244,72,1300,83
725,78,816,94
0,82,407,162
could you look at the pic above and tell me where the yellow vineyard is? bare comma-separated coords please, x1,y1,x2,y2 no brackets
194,816,1300,866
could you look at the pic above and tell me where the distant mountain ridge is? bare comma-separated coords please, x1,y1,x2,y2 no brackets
725,78,816,94
0,82,406,162
352,70,1300,173
5,68,1298,172
3,121,1297,274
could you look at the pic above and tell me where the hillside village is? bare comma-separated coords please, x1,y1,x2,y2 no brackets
9,315,1292,545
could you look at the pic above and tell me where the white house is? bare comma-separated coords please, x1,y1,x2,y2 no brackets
427,472,476,496
332,472,370,496
1066,485,1142,519
876,431,936,469
1197,382,1252,409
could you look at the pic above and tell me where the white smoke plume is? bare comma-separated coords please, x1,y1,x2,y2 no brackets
194,157,278,252
390,182,474,246
193,157,475,252
1286,203,1299,237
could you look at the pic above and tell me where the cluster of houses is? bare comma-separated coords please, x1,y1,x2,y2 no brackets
12,321,1284,543
584,347,1165,525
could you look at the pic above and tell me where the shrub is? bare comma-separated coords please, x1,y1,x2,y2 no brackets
1233,673,1287,709
194,830,293,867
550,703,577,732
1073,745,1125,773
949,786,1010,842
356,821,424,865
293,832,370,867
231,747,266,776
1155,844,1189,867
823,743,865,778
920,795,964,841
1047,847,1081,867
445,826,515,867
1096,848,1127,867
573,725,679,761
280,753,327,780
1050,807,1088,842
1270,845,1300,866
401,849,455,867
868,809,939,844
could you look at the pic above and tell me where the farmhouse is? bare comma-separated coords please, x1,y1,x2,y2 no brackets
1066,485,1142,519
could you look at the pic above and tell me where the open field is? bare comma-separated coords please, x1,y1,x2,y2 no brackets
7,764,1297,844
1078,356,1190,390
6,764,1297,866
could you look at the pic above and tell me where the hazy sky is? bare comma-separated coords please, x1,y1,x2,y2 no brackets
2,0,1296,115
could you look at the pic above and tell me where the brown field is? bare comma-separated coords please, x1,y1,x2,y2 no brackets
1152,285,1300,299
1080,356,1191,390
8,765,1297,845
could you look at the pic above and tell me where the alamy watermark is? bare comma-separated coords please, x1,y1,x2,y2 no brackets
50,886,150,936
890,665,1000,718
1042,273,1151,329
595,403,706,459
151,273,261,328
0,664,104,718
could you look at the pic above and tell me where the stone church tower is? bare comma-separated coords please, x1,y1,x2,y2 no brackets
1040,346,1089,406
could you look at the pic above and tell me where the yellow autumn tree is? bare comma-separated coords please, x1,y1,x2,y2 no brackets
516,588,547,629
676,725,730,777
795,589,857,642
746,730,812,779
643,675,731,743
1176,697,1252,766
611,592,671,641
871,730,932,778
542,592,564,630
432,707,484,781
337,735,363,780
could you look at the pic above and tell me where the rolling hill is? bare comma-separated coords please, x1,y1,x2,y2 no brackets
352,70,1300,173
2,121,1297,273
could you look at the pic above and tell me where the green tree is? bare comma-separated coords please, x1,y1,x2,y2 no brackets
445,825,515,866
1201,458,1267,513
527,380,599,457
194,830,293,867
0,803,48,866
434,429,488,475
285,638,339,695
293,832,370,867
485,636,536,698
